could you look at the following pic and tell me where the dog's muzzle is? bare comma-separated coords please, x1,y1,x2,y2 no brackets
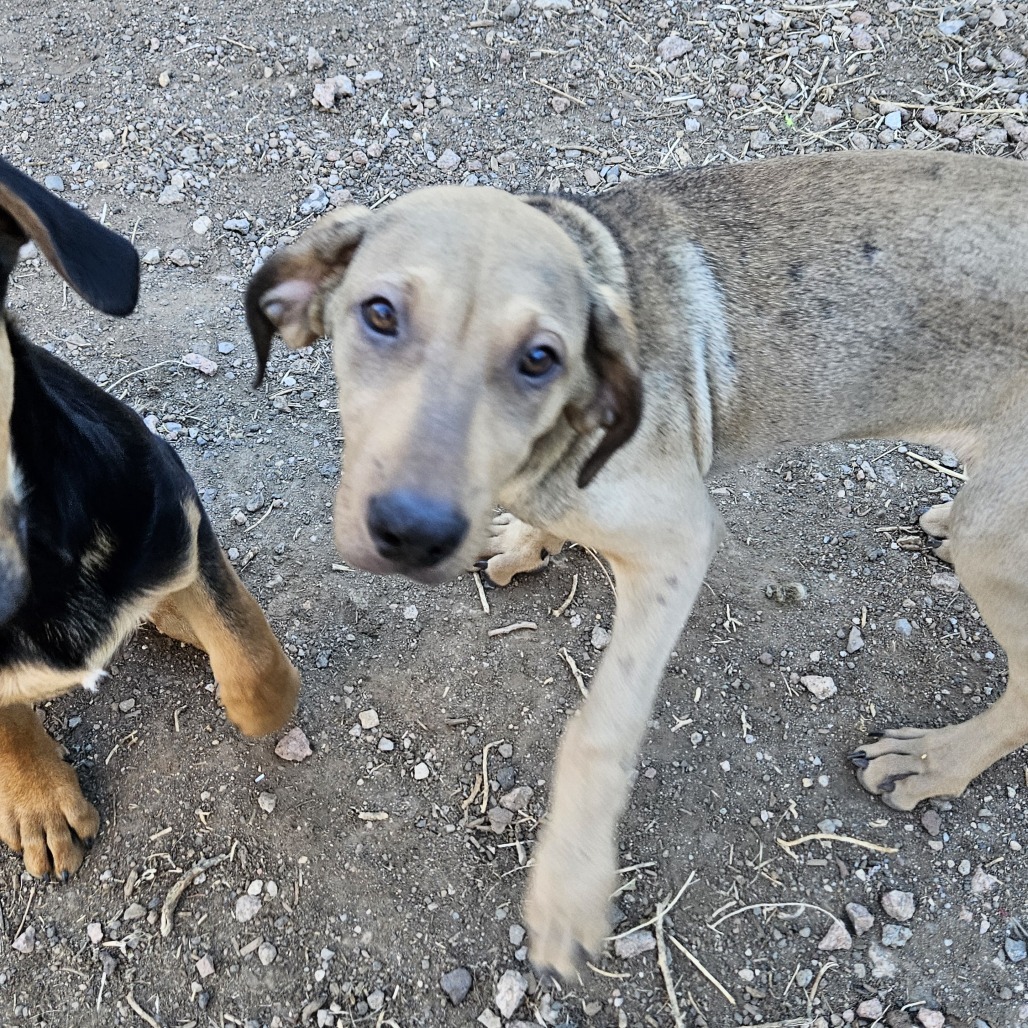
367,489,469,570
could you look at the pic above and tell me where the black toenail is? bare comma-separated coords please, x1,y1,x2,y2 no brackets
849,751,869,769
880,771,917,793
61,870,69,883
473,560,489,570
540,548,550,560
866,729,884,740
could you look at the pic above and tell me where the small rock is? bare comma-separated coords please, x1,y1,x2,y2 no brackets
223,218,251,234
218,341,235,355
846,902,875,936
436,149,461,172
275,727,312,762
868,941,898,978
123,903,146,921
895,618,913,636
181,352,218,375
299,187,329,217
158,70,171,87
13,926,35,954
167,248,190,266
359,709,380,730
412,761,430,780
818,921,852,951
850,25,874,50
917,1010,945,1028
307,46,324,71
881,890,915,922
846,626,864,653
87,922,103,945
657,34,690,61
403,605,418,620
500,0,521,19
509,924,526,946
1006,937,1027,963
477,1012,501,1028
500,786,534,812
192,215,212,235
800,674,837,701
44,174,65,192
257,791,277,813
930,571,960,594
494,969,527,1018
591,625,611,650
884,110,903,130
920,809,942,836
258,942,277,966
441,967,473,1005
247,879,263,896
810,103,844,130
378,737,395,751
614,930,656,959
141,247,161,266
234,895,262,923
367,990,384,1012
858,998,884,1020
196,954,215,978
487,806,515,833
881,924,913,948
970,866,999,895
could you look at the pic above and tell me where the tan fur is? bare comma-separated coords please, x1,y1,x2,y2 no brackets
248,150,1028,977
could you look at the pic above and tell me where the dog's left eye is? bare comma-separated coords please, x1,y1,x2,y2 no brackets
361,297,399,337
518,344,561,380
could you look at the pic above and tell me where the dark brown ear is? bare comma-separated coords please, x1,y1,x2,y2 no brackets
245,205,372,385
524,194,643,487
0,155,139,315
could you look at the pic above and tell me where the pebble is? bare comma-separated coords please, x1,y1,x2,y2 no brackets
846,626,864,653
818,921,852,951
358,708,380,730
881,924,913,948
440,966,473,1005
307,46,324,71
158,70,171,87
412,761,430,780
44,174,65,192
970,866,999,895
12,927,35,954
881,889,915,922
916,1012,945,1028
494,969,527,1018
477,1012,501,1028
614,930,656,958
86,922,103,945
436,148,461,172
930,571,960,594
591,625,611,650
857,998,884,1020
247,879,263,896
895,618,913,636
920,809,942,836
223,218,251,234
367,990,384,1012
884,110,903,130
378,737,395,751
509,923,526,946
196,954,215,978
868,941,898,977
167,248,190,266
500,786,533,812
810,103,844,130
1006,937,1027,963
275,727,312,762
846,902,875,935
299,187,329,216
657,34,690,61
258,942,277,966
141,248,161,266
124,903,146,920
192,215,212,235
257,791,277,813
234,895,262,923
800,674,837,701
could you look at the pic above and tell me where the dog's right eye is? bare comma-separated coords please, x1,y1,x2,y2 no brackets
360,297,399,337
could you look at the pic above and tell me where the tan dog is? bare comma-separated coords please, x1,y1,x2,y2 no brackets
247,150,1028,977
0,156,299,879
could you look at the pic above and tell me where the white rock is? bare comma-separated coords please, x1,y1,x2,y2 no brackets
413,761,430,781
359,708,380,730
275,727,312,762
307,46,324,71
258,942,278,965
800,674,837,700
817,921,852,951
614,930,656,958
247,879,264,896
87,922,103,945
258,791,277,813
192,215,212,235
141,248,161,265
494,969,527,1018
13,926,35,954
234,895,262,923
881,889,915,922
436,149,461,172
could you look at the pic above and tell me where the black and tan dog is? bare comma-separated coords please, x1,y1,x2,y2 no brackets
0,157,299,879
246,150,1026,976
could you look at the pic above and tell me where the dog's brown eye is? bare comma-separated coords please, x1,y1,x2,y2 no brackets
519,344,561,380
361,297,399,336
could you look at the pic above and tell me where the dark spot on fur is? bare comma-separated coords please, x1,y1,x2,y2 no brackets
862,241,880,264
726,350,737,368
787,261,804,283
655,593,667,606
665,574,679,587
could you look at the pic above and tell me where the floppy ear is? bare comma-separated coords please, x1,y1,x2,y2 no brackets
0,155,139,315
245,205,373,386
524,195,643,487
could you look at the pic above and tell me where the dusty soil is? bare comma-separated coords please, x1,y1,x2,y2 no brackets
1,1,1026,1026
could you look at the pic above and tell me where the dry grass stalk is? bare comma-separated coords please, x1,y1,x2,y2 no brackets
160,853,228,937
668,935,737,1007
777,832,899,858
487,621,537,637
552,573,579,617
655,897,688,1028
559,646,588,697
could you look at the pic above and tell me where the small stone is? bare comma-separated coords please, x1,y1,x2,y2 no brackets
509,924,526,946
413,761,430,780
358,709,380,730
810,103,844,130
1006,937,1028,963
591,625,611,650
13,926,35,954
123,903,146,921
307,46,324,71
223,218,251,234
378,737,394,751
881,890,915,922
818,921,852,951
858,998,884,1020
247,879,263,896
436,149,461,172
275,727,312,762
657,34,690,61
141,248,161,265
258,942,277,966
87,922,103,945
614,930,656,959
846,626,864,653
851,25,874,50
299,187,329,217
500,0,521,19
881,924,913,948
884,110,902,130
257,791,277,813
477,1012,501,1028
196,954,215,977
846,902,875,936
119,697,136,712
895,618,913,636
970,866,999,895
441,967,473,1005
494,969,527,1018
920,809,942,836
487,806,514,833
800,674,837,701
218,341,235,355
367,990,384,1012
234,895,262,923
917,1010,945,1028
158,70,171,87
500,786,534,812
167,248,190,266
931,571,960,594
44,174,65,192
192,215,212,235
868,941,898,978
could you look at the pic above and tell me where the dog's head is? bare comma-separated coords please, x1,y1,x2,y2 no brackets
247,185,641,583
0,157,140,622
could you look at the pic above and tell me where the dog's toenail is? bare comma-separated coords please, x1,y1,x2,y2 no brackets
866,730,884,740
61,870,69,883
540,548,550,560
849,751,869,769
880,771,917,793
473,560,488,570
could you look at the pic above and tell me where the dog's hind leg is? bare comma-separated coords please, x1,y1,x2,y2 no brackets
856,464,1028,809
524,478,722,979
150,513,299,738
0,704,99,878
476,512,565,586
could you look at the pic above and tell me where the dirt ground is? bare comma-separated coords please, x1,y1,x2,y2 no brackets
0,1,1026,1026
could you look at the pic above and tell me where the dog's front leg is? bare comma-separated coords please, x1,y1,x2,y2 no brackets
524,487,721,979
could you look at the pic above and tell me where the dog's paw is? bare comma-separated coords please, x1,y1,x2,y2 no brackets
0,743,99,879
918,502,954,563
475,513,561,587
851,725,972,811
523,835,613,981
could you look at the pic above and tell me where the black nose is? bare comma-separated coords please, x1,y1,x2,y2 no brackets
367,490,469,569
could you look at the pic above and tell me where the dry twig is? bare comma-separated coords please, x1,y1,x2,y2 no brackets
160,853,228,937
777,832,898,858
668,936,737,1006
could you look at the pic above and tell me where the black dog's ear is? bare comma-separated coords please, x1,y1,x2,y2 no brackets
524,194,643,487
0,156,139,315
245,205,372,386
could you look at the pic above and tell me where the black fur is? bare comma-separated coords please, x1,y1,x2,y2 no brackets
0,321,216,671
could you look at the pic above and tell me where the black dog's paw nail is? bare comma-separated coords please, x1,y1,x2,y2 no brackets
532,963,561,987
61,870,70,884
473,560,489,570
880,771,917,794
540,548,550,560
849,751,869,769
866,729,884,740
